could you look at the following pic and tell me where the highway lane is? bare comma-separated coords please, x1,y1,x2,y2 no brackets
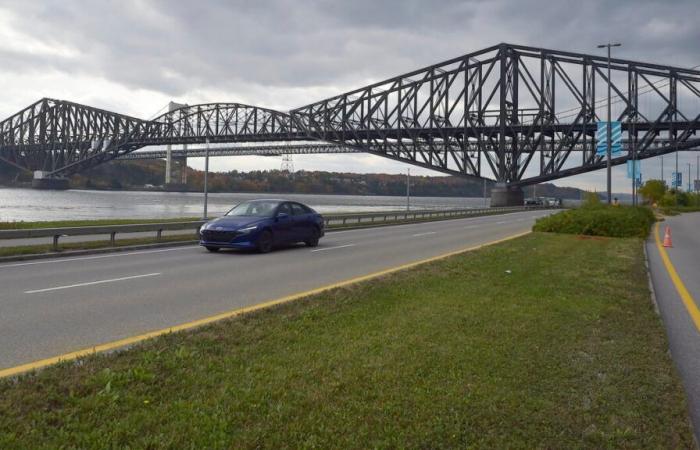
646,213,700,442
0,209,552,371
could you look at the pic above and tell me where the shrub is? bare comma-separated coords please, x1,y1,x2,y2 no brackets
638,179,666,205
532,206,655,238
580,191,603,209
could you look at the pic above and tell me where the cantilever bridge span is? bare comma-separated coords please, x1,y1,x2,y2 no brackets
1,43,700,204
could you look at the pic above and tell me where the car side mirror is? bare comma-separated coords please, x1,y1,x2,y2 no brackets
276,212,289,221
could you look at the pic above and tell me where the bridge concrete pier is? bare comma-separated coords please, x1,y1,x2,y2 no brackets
490,184,524,207
165,154,188,189
164,101,188,190
31,171,70,190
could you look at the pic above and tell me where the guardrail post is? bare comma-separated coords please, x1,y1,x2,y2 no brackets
156,229,163,241
110,232,116,246
52,235,60,251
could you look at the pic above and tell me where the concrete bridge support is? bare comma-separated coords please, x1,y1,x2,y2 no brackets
490,184,524,207
31,171,70,190
164,101,189,191
165,152,188,190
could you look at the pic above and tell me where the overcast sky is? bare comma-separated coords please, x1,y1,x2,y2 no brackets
1,0,699,192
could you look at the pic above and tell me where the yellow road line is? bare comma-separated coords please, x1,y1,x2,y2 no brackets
654,222,700,332
0,231,530,378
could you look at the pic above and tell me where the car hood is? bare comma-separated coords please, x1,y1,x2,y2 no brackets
203,216,265,230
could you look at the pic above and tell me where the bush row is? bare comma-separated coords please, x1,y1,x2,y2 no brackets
532,206,656,238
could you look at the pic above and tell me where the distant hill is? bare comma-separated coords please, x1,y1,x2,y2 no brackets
1,159,585,199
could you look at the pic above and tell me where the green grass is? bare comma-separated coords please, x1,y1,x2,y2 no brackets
532,205,656,238
0,217,201,230
0,233,692,449
0,234,197,257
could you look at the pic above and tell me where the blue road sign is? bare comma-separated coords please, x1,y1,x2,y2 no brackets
596,121,622,156
672,171,683,188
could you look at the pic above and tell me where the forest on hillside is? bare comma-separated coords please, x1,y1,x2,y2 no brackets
1,159,584,199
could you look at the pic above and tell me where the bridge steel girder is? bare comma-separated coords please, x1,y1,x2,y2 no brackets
2,43,700,186
0,101,306,178
119,143,364,160
291,43,700,186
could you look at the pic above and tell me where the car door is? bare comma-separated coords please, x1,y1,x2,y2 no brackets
290,203,311,241
272,203,294,243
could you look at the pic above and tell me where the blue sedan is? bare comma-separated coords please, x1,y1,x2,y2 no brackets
199,199,325,253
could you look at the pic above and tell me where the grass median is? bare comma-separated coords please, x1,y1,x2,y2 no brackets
0,234,198,257
0,232,693,448
0,218,200,230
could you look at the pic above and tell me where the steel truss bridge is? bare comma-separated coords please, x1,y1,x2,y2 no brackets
2,43,700,190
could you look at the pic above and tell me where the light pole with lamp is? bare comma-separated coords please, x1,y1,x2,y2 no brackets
203,139,210,219
597,42,621,204
406,168,410,211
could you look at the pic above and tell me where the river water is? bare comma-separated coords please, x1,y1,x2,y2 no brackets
0,188,490,222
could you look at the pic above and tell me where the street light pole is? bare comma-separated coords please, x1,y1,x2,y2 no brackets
203,139,210,219
406,168,410,211
689,163,692,193
597,42,621,204
675,150,679,190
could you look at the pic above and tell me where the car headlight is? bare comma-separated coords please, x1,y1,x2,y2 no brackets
238,225,258,234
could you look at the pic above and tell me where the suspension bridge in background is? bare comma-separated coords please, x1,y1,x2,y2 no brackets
1,43,699,205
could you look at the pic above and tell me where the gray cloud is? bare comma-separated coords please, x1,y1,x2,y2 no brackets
3,0,699,104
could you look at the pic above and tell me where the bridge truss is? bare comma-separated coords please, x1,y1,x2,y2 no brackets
1,43,700,186
291,43,700,186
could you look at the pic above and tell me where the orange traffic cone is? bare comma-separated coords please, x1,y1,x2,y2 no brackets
663,226,673,248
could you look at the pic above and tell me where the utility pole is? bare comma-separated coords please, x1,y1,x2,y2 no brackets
661,155,664,184
631,130,637,206
406,168,410,211
675,150,679,190
203,139,210,219
689,163,692,193
597,42,621,204
697,154,699,192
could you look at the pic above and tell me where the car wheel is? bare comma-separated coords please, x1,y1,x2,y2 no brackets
205,246,220,252
257,230,274,253
304,227,320,247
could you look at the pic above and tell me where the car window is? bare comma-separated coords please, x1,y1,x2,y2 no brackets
226,200,279,217
277,203,292,216
291,203,306,216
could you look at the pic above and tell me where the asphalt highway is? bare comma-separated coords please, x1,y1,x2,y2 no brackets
0,209,552,371
646,213,700,442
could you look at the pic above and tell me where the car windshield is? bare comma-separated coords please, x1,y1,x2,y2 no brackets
225,200,279,217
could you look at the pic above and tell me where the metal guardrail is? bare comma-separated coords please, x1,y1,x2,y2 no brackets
322,206,549,227
0,206,554,250
0,221,207,250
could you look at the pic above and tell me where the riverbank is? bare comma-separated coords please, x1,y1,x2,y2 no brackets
0,232,692,448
